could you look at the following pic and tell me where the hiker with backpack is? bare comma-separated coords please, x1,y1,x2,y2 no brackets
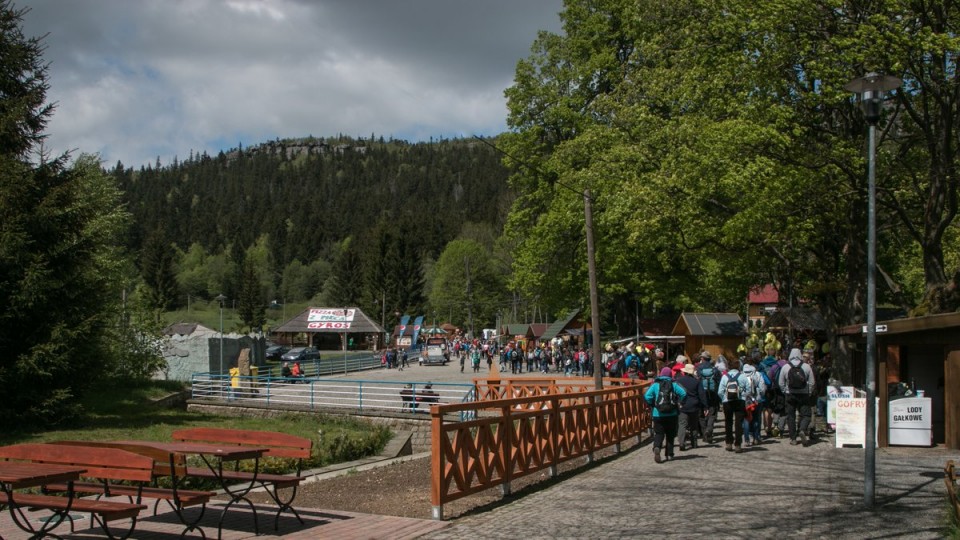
643,366,687,463
717,358,750,452
675,359,707,451
696,351,721,444
777,347,817,446
739,360,767,446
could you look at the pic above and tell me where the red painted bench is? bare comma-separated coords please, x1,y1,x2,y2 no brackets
0,443,149,539
171,427,312,531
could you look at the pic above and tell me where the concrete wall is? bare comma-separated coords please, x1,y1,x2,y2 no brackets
187,402,434,452
159,332,266,381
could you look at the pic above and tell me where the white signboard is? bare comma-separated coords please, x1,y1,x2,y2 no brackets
888,397,932,446
835,397,878,448
308,309,356,322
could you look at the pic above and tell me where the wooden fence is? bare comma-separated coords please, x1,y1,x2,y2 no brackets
946,460,960,523
429,379,652,519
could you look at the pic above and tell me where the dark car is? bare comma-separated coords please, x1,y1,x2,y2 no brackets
265,345,289,361
281,347,321,363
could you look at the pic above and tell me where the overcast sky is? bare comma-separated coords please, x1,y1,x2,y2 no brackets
20,0,563,168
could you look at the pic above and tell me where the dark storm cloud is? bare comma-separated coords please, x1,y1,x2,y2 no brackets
18,0,563,167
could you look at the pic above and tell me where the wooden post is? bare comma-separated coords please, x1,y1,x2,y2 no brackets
430,410,444,520
946,348,960,449
500,405,513,496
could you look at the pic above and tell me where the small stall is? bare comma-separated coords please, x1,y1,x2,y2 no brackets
671,312,747,362
838,312,960,449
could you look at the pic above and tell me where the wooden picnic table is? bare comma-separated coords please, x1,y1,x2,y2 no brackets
108,440,268,539
0,461,86,539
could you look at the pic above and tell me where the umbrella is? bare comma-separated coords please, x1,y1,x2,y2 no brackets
424,326,447,335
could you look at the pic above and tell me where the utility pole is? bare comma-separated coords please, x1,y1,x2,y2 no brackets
464,256,475,340
585,189,602,390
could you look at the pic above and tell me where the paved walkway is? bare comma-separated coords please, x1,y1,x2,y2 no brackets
424,430,954,539
0,501,448,539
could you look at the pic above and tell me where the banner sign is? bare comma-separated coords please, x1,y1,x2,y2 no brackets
308,321,352,329
834,397,878,448
308,309,355,322
826,385,855,426
411,315,424,345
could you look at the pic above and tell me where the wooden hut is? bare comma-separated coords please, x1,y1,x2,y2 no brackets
671,312,747,362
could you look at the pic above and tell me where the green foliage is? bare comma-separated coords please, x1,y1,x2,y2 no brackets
0,380,390,479
429,239,508,330
502,0,960,340
141,228,180,310
0,144,132,427
237,255,266,332
115,137,512,321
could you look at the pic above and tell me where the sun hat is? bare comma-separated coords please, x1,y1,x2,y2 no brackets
682,363,696,375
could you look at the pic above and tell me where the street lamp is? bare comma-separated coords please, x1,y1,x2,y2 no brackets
215,294,227,395
844,72,901,509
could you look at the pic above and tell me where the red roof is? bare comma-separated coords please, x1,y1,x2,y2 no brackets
748,284,779,304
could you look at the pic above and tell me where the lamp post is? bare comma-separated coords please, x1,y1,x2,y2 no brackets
844,72,901,509
215,294,227,395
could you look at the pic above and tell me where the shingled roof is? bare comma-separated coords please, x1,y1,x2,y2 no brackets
671,312,746,337
274,307,385,334
540,309,585,341
763,307,827,332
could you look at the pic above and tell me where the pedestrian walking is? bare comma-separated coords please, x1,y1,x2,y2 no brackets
675,360,706,451
644,367,687,463
739,361,766,446
696,352,721,444
778,347,817,446
718,358,748,453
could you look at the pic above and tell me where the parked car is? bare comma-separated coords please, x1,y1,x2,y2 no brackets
420,338,449,366
265,345,289,361
281,347,321,364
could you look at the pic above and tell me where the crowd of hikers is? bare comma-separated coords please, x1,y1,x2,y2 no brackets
641,344,830,463
378,332,833,466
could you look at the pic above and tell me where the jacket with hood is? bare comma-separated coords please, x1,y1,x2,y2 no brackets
717,369,748,404
740,363,767,402
778,348,816,395
644,375,687,418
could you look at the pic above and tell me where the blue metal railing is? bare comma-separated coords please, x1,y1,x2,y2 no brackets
190,373,473,415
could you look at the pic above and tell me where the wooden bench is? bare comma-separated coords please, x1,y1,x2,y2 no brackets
946,460,960,524
50,440,215,536
171,427,312,531
0,443,149,540
400,387,441,412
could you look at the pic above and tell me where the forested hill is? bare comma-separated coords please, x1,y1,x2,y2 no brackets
110,136,513,311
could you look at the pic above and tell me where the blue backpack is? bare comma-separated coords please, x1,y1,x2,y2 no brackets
700,366,717,394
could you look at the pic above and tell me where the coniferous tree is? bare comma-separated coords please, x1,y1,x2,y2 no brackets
140,229,179,310
237,256,266,332
0,1,132,427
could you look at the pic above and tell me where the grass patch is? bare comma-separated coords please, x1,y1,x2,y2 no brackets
0,379,391,474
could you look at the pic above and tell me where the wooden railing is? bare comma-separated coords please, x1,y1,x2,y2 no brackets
429,380,652,519
473,376,640,404
946,460,960,523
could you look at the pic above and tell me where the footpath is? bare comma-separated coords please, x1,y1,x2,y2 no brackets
327,360,955,538
422,429,955,539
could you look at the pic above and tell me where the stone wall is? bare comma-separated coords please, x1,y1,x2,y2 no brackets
187,401,434,452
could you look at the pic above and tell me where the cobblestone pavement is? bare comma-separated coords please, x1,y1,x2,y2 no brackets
422,427,955,539
329,362,954,538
